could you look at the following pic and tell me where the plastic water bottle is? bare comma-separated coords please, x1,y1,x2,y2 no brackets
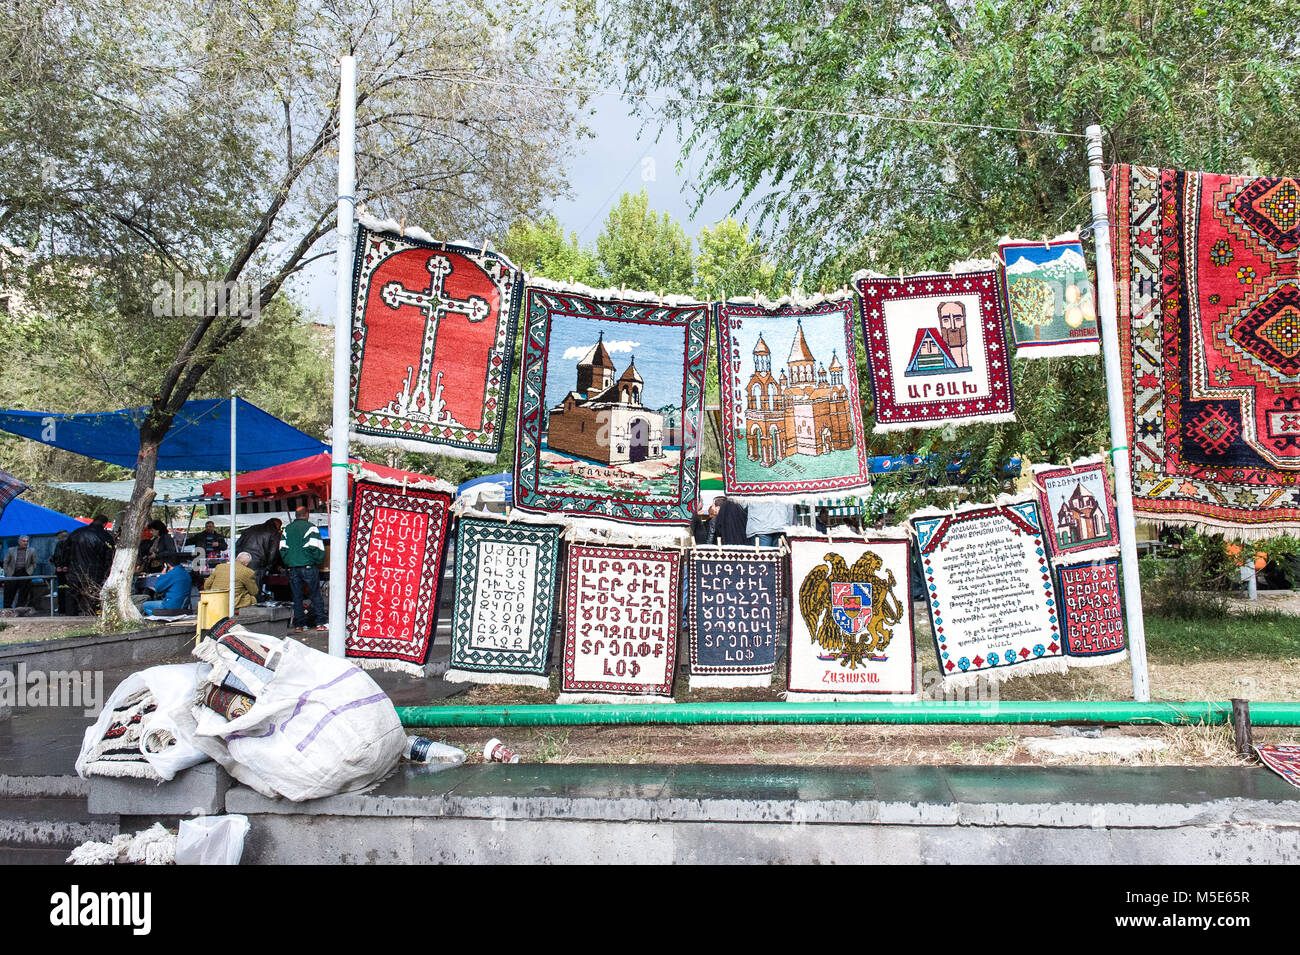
404,735,466,765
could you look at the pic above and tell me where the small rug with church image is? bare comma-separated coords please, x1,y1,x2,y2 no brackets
1256,744,1300,791
513,279,709,527
1112,164,1300,536
715,295,871,500
344,478,454,677
1032,455,1119,560
349,219,522,462
688,546,783,688
786,534,916,700
445,514,564,688
855,267,1015,432
910,499,1065,689
998,234,1100,357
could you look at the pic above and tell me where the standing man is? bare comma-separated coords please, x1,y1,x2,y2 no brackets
3,534,37,608
67,515,115,615
279,506,325,633
51,529,71,614
185,521,227,558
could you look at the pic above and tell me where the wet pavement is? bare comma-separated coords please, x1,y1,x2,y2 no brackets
0,620,466,778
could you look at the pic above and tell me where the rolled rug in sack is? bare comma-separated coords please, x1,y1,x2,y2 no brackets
189,627,406,801
76,664,210,781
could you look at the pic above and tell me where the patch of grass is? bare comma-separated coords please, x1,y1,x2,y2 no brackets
982,735,1018,756
1145,610,1300,659
533,730,571,763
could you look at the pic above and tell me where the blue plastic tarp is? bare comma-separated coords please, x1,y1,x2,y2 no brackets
0,497,83,539
0,399,327,472
457,471,512,504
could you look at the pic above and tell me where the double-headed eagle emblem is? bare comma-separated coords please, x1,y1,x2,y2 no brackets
798,552,904,669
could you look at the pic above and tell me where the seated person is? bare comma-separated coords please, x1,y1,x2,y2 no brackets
142,555,193,617
202,551,260,610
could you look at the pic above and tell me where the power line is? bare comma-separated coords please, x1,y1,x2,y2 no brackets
363,69,1088,140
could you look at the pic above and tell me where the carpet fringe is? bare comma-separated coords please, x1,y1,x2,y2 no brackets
555,693,675,705
688,674,773,689
781,691,920,703
1066,650,1129,668
349,431,499,464
443,668,549,688
349,656,428,678
82,761,164,781
1014,341,1100,358
873,412,1017,434
939,656,1068,690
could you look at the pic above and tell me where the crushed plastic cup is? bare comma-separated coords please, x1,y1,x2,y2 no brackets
483,738,520,763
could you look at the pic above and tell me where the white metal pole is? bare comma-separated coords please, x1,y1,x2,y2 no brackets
229,391,237,619
328,55,357,657
1085,124,1151,702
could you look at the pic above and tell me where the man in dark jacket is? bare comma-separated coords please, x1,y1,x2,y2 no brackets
235,518,282,588
185,521,227,557
67,515,115,615
51,529,71,614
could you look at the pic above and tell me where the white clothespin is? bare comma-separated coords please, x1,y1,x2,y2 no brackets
481,237,489,256
1043,235,1051,250
400,476,408,496
399,216,406,238
505,506,514,525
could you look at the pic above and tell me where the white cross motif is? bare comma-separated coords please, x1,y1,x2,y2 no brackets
377,252,490,424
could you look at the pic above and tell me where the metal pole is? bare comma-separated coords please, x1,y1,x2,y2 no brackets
1085,124,1151,702
327,55,357,657
229,391,237,620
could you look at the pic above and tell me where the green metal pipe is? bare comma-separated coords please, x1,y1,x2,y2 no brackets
397,700,1300,728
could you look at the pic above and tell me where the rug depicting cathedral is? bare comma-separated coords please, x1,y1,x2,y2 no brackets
1112,165,1300,534
715,296,871,499
513,280,709,526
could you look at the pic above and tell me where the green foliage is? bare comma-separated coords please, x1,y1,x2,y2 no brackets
501,216,601,284
693,218,786,299
601,0,1298,485
595,189,694,293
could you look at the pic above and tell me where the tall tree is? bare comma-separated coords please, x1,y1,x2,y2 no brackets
595,189,694,293
693,217,786,299
601,0,1299,493
501,215,601,284
0,0,596,625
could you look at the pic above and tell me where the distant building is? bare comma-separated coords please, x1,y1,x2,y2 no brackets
1056,481,1106,547
742,322,853,467
546,334,665,466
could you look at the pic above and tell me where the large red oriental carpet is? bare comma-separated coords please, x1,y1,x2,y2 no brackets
1112,165,1300,534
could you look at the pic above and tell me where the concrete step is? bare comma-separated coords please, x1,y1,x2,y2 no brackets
0,795,118,853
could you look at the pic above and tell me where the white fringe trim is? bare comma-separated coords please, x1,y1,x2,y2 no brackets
349,656,428,678
555,692,675,705
452,507,571,529
725,485,871,504
1032,453,1107,476
525,275,705,309
781,691,920,703
1066,649,1129,668
850,260,996,285
350,430,500,464
355,214,520,273
1013,340,1100,358
82,761,164,781
562,522,694,548
908,491,1038,522
1056,546,1120,563
786,524,909,541
1132,513,1300,541
996,231,1082,248
444,668,549,688
352,465,459,496
939,656,1068,690
722,288,857,309
873,411,1017,434
689,674,774,689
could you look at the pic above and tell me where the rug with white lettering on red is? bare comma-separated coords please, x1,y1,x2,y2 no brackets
345,479,453,676
558,543,679,703
787,535,916,700
1056,558,1127,667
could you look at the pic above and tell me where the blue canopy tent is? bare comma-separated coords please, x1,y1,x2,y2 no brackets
0,398,327,471
0,497,82,540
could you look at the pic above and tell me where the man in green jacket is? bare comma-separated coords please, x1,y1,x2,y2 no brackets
280,506,326,632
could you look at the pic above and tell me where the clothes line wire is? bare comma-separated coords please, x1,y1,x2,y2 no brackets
354,68,1088,140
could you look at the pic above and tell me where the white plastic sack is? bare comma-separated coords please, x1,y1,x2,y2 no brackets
76,664,209,781
184,630,406,802
175,814,250,865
